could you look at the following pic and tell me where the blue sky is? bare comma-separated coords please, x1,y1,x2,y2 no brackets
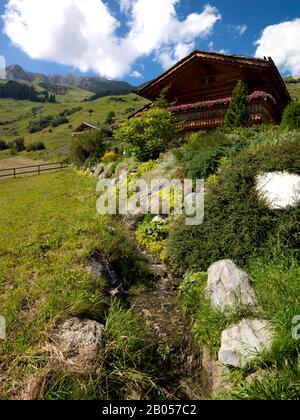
0,0,299,84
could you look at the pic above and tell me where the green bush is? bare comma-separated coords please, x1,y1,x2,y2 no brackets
115,107,176,162
136,220,168,261
174,131,233,179
10,137,25,152
225,80,249,128
25,141,46,152
0,139,8,150
281,101,300,129
28,116,53,133
105,111,116,125
52,116,69,128
69,129,106,166
168,136,300,273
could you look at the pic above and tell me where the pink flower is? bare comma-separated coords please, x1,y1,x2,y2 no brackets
166,91,277,113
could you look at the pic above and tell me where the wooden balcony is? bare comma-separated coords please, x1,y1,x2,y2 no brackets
171,95,281,132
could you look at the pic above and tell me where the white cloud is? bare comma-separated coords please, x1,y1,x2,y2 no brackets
2,0,221,78
231,24,247,36
255,19,300,76
130,70,143,78
0,55,6,80
119,0,132,13
157,41,196,69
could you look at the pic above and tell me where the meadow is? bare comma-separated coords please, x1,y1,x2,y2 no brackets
0,92,147,162
0,170,162,400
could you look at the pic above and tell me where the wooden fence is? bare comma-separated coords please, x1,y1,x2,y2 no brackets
0,162,69,180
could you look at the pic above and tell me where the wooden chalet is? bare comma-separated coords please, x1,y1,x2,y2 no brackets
136,51,290,131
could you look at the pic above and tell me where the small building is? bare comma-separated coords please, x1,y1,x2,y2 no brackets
136,50,291,131
73,122,97,136
73,121,113,138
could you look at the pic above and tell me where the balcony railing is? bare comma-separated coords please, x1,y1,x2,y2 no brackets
167,93,281,131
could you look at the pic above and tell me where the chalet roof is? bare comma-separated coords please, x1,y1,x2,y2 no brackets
138,50,290,111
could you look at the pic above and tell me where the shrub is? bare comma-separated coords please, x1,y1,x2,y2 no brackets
0,140,8,150
25,141,46,152
10,137,25,152
136,220,168,261
28,116,53,133
105,111,116,125
69,129,105,166
174,131,233,179
225,80,249,128
115,108,176,162
52,116,69,127
168,136,300,273
281,101,300,129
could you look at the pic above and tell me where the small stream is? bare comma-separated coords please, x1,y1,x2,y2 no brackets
131,245,204,400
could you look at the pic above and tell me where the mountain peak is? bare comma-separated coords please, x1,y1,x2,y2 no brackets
3,64,137,97
6,64,33,82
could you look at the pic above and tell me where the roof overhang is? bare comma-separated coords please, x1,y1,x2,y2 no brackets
138,50,290,112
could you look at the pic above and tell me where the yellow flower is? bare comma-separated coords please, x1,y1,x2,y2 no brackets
101,150,118,163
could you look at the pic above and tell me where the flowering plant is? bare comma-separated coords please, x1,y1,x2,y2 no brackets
101,150,118,163
167,91,277,114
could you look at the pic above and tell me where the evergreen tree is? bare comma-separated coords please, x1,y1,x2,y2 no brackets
225,80,249,128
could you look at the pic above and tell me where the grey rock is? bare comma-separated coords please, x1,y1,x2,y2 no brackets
206,260,258,312
201,346,231,395
88,257,120,289
58,318,104,358
119,170,128,183
218,319,274,368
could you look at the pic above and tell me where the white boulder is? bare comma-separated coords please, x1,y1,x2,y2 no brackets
256,172,300,210
206,260,258,312
218,319,274,368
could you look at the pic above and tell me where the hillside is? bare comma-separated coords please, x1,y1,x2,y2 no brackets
0,93,148,161
0,72,297,166
285,76,300,100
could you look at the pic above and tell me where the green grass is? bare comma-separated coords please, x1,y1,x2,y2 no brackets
0,93,148,161
0,170,149,399
286,81,300,100
44,302,161,400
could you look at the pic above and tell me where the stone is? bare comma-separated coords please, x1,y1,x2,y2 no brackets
122,207,144,228
245,370,266,384
88,257,120,289
58,318,104,359
206,260,258,312
218,319,274,368
119,170,128,183
256,172,300,210
151,215,167,223
201,346,231,396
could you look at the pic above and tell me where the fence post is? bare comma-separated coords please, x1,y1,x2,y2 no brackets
13,168,16,179
38,165,40,175
61,162,63,171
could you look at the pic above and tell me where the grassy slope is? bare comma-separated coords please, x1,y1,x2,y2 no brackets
0,170,153,399
0,92,148,161
0,171,104,395
286,81,300,100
